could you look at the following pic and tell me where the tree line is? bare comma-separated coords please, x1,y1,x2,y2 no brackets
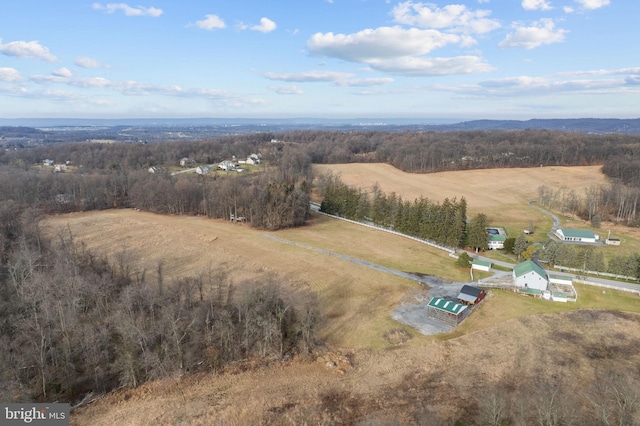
317,173,490,250
0,202,319,404
0,140,312,231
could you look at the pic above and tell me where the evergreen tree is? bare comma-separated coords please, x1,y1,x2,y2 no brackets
513,233,529,261
467,213,488,252
456,251,472,267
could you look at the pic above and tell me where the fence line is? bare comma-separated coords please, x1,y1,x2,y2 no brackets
312,208,456,255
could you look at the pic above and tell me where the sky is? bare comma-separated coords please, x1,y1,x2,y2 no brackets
0,0,638,120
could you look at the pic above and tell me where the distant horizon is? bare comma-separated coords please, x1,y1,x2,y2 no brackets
2,116,640,126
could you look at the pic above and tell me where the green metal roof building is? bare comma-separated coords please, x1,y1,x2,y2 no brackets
513,260,549,291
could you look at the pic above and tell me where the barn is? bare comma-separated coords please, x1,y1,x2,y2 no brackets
457,285,486,305
427,297,469,326
513,260,549,292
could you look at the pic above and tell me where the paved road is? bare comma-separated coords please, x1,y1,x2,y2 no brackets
309,204,640,296
261,233,467,334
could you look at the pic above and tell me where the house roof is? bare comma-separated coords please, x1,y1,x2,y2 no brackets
472,259,492,268
427,297,468,315
459,285,483,298
513,260,547,280
558,228,596,239
489,234,506,242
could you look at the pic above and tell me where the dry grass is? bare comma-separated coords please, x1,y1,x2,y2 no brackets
52,164,640,425
43,210,455,349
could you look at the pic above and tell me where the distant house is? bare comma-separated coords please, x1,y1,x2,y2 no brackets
54,164,68,172
55,194,74,204
427,297,469,326
180,157,194,167
218,160,236,171
195,165,211,175
148,166,163,173
488,234,506,250
555,228,599,243
606,238,621,246
471,258,492,272
457,285,486,305
42,159,54,166
513,260,549,292
486,227,507,249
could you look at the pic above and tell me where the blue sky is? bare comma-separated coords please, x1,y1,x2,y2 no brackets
0,0,637,119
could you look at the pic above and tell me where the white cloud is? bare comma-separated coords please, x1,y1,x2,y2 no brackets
264,71,393,87
563,6,575,12
338,77,395,87
52,68,73,78
263,70,355,83
367,55,494,76
522,0,553,11
558,67,640,77
194,14,226,30
270,85,303,95
574,0,610,9
0,67,21,83
0,39,57,62
76,56,110,68
391,2,501,34
464,74,625,97
92,3,163,17
307,26,461,62
499,19,567,49
251,17,277,33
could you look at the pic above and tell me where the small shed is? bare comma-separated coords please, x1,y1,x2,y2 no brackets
471,258,492,272
427,297,468,326
457,285,486,305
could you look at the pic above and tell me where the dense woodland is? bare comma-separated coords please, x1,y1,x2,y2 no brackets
0,202,319,403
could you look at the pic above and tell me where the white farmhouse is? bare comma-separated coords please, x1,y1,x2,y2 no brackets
513,260,549,292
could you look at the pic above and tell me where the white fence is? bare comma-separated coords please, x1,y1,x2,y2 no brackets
312,207,456,255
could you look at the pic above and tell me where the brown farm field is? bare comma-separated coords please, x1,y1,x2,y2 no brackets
40,165,640,425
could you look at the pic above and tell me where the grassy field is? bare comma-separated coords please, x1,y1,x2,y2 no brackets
43,165,640,349
56,164,640,425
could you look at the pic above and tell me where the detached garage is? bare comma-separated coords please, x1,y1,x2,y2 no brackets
471,259,492,272
457,285,486,305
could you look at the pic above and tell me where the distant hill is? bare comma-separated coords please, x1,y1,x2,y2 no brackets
1,117,640,134
432,118,640,134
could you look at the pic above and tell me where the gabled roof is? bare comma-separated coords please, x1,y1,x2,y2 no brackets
513,260,547,280
472,259,492,268
459,285,483,298
489,234,506,242
427,297,467,315
558,228,595,239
